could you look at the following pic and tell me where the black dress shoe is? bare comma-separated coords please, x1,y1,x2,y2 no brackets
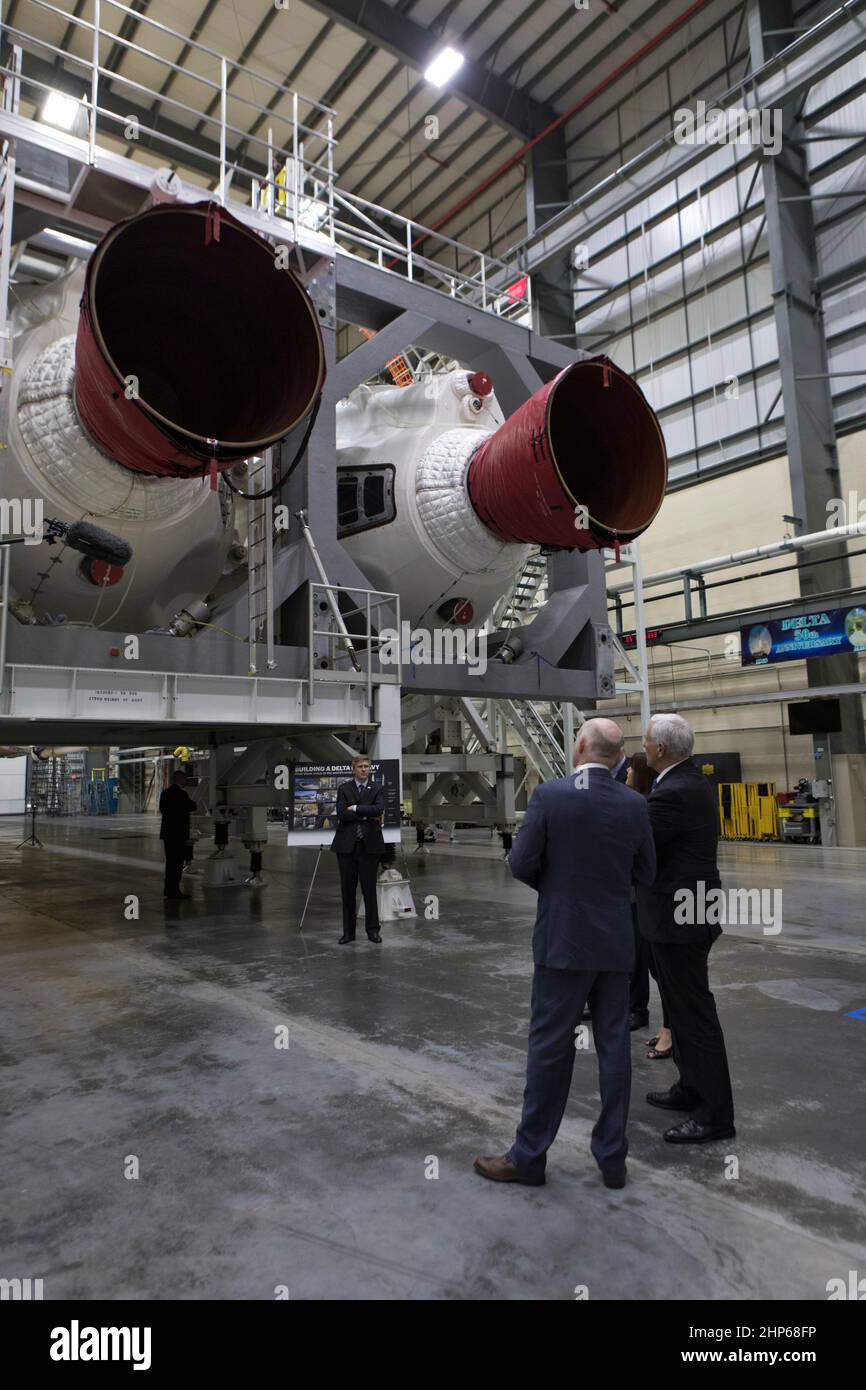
646,1087,695,1111
629,1011,649,1031
367,932,382,943
338,934,356,944
664,1118,736,1144
601,1164,627,1189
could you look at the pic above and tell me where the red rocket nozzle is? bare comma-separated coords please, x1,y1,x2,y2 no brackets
466,356,667,549
75,201,325,478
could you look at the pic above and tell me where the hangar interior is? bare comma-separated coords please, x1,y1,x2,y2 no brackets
0,0,864,1303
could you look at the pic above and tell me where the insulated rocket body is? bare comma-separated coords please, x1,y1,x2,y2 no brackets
336,359,667,630
3,201,324,630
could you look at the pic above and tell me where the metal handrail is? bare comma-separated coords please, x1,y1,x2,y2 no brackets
307,581,400,706
2,0,337,221
1,0,533,320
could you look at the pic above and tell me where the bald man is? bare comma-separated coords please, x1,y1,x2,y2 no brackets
474,717,656,1190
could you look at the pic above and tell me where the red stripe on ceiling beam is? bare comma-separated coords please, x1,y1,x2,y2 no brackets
391,0,709,264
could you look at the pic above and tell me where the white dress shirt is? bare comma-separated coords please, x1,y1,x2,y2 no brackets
653,758,689,786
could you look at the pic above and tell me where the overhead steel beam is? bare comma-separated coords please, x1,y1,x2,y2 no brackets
515,0,866,276
301,0,559,140
602,680,866,720
644,589,866,644
748,0,865,756
526,122,574,345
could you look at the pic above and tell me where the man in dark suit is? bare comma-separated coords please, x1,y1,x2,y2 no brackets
474,717,657,1190
330,754,385,944
637,712,735,1144
159,769,197,900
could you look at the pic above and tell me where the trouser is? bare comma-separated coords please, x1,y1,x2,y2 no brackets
628,903,649,1014
337,842,380,936
508,966,631,1178
163,839,186,897
647,946,671,1029
650,935,734,1127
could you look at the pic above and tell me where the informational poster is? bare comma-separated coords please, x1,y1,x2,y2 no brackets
286,759,401,847
741,605,866,666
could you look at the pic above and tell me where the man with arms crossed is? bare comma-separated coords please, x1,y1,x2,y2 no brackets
474,718,656,1190
331,754,385,944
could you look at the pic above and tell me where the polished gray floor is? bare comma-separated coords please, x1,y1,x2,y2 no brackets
0,815,864,1300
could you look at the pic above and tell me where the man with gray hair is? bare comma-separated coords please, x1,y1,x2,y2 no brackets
638,712,735,1143
474,716,656,1190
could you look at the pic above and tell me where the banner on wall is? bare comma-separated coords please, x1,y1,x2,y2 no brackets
286,760,402,847
740,605,866,667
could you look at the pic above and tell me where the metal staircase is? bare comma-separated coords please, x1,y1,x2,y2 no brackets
461,696,567,783
491,551,547,631
500,699,567,782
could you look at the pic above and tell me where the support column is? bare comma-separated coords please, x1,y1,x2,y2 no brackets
526,126,574,347
748,0,864,755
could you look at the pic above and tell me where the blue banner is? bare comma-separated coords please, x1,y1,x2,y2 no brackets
741,605,866,666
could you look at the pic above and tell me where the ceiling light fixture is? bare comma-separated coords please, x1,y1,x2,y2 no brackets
424,47,465,88
41,91,81,131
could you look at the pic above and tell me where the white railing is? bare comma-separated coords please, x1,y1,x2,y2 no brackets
0,0,532,320
308,581,401,706
1,0,337,232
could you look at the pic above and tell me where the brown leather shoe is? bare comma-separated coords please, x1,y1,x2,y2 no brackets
473,1154,545,1186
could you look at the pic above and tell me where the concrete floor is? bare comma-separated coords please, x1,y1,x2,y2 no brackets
0,814,864,1301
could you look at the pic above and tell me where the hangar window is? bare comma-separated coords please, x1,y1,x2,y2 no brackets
337,466,395,536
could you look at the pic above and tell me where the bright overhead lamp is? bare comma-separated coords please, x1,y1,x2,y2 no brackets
424,46,465,88
41,90,81,131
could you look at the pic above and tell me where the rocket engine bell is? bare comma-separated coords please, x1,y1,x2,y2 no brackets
3,200,325,629
336,359,667,630
74,201,325,477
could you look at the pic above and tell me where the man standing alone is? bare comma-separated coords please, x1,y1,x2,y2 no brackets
159,769,196,901
474,717,656,1190
638,712,735,1143
331,755,385,944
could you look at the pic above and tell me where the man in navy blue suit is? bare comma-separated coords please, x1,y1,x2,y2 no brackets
474,717,657,1190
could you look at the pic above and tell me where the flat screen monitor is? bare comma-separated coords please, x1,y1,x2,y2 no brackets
788,698,842,736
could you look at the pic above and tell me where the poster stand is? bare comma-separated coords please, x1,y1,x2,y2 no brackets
297,845,324,934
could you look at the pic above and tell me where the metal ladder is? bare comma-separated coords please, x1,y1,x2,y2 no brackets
246,451,275,673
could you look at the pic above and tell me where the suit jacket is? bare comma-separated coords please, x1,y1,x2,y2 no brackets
636,760,722,944
330,778,386,856
612,755,630,785
508,767,657,972
159,783,196,842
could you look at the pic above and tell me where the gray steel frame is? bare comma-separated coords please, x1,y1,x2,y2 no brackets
510,1,866,279
213,249,614,702
0,165,612,732
747,0,865,755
